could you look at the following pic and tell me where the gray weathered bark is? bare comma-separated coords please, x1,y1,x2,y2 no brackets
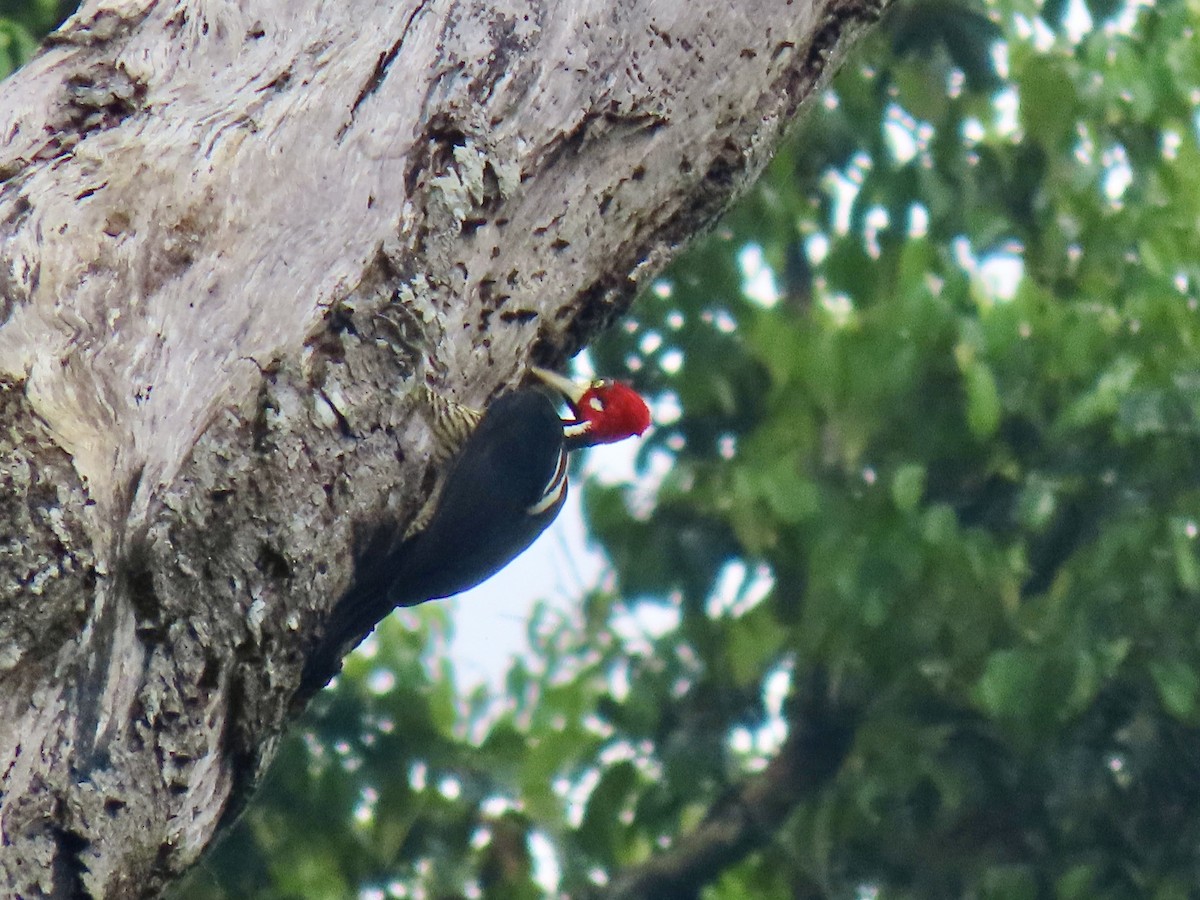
0,0,883,895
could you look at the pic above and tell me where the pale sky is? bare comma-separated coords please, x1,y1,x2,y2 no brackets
446,484,603,688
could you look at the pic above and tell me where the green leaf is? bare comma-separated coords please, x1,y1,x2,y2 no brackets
1055,864,1097,900
890,463,926,512
577,761,638,857
1016,475,1056,531
0,19,38,78
1060,356,1139,430
726,604,786,686
1150,659,1200,720
979,863,1037,900
974,648,1041,720
760,464,820,524
1170,516,1200,591
964,361,1002,439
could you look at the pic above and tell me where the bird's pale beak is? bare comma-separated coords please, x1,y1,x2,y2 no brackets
530,366,587,407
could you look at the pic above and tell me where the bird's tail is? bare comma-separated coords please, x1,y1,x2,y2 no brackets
297,528,415,697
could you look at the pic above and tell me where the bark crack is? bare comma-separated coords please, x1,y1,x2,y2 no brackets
340,0,434,139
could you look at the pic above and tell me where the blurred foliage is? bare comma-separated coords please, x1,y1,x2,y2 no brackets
9,0,1187,894
0,0,70,77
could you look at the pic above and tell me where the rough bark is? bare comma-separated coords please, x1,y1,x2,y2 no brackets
0,0,884,895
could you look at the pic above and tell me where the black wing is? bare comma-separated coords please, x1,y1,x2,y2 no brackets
300,390,567,693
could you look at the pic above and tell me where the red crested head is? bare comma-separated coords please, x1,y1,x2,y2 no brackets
574,379,652,444
531,367,651,447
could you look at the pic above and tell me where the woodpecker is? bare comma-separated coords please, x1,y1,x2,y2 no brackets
300,367,650,692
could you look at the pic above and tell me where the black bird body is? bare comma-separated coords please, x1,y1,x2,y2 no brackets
301,390,568,691
380,390,568,604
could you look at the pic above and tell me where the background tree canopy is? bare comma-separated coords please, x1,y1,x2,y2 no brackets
11,0,1200,895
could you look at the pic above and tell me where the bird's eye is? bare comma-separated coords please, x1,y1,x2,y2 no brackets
588,397,605,412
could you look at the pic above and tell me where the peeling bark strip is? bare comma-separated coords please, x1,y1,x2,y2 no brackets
0,0,885,895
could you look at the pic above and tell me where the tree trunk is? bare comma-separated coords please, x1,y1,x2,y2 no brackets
0,0,884,895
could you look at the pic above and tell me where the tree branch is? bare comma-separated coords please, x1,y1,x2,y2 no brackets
603,672,858,900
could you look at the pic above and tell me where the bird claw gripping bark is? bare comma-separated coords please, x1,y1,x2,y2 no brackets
420,383,483,465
